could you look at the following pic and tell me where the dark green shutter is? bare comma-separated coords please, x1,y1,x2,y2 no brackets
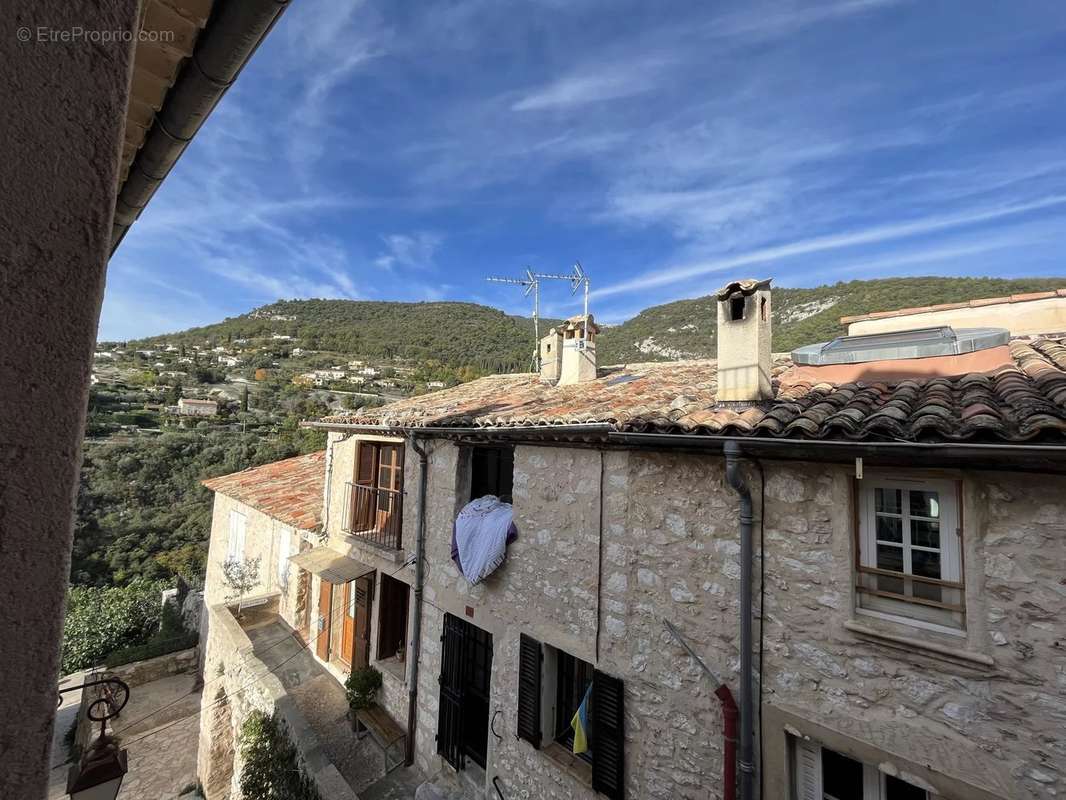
516,634,542,748
592,669,624,799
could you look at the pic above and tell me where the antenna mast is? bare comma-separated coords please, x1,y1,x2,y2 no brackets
533,261,591,339
486,269,540,371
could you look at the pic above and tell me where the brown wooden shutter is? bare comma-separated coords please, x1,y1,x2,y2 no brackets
516,633,542,748
356,442,376,485
592,669,624,800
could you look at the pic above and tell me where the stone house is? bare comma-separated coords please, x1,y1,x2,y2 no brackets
178,397,218,417
199,282,1066,800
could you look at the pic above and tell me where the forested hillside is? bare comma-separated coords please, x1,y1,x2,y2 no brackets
134,299,559,373
73,426,325,587
596,277,1066,363
137,277,1066,370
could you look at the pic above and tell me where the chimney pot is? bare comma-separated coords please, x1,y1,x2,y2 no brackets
715,279,772,403
543,314,600,386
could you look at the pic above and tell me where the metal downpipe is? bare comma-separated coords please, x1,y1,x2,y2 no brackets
725,440,755,800
405,436,429,765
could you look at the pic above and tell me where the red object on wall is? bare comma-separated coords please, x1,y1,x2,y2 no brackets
715,684,739,800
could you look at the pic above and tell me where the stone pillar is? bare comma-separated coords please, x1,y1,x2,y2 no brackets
0,2,137,797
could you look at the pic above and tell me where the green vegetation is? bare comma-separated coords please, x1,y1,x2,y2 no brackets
104,599,197,667
345,666,383,712
61,579,168,673
131,277,1066,374
238,711,322,800
596,276,1066,363
73,426,325,587
134,299,558,373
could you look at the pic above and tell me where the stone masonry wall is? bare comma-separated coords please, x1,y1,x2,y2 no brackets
196,603,356,800
757,464,1066,799
403,441,1066,800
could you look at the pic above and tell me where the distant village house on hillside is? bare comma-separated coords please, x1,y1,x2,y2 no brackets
176,398,217,417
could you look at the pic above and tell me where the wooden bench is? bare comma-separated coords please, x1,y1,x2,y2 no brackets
355,703,407,773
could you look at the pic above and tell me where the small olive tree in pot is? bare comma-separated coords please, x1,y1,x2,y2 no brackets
345,666,382,730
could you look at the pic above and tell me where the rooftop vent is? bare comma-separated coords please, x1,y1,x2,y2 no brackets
792,326,1009,366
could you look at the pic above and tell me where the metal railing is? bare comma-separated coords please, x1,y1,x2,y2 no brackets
343,481,403,550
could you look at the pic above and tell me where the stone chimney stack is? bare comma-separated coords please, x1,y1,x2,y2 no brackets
551,314,600,386
715,279,773,403
539,327,563,383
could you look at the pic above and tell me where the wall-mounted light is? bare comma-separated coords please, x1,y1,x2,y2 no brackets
58,677,131,800
67,735,128,800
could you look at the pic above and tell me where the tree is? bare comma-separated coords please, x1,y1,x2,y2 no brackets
241,386,250,412
220,556,261,614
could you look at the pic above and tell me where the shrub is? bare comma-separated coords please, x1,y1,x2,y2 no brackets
61,579,168,674
104,631,198,668
238,711,321,800
344,666,382,712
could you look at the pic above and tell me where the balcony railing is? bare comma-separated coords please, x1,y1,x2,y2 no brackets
343,481,403,550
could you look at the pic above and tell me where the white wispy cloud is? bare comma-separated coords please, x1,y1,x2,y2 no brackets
594,195,1066,298
512,57,671,111
374,232,443,271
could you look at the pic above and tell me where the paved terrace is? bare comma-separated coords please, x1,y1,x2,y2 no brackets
238,611,417,796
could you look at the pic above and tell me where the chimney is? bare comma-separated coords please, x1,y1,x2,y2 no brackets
539,327,563,383
715,279,772,403
557,314,600,386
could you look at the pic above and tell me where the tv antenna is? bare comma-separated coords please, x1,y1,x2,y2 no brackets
533,262,590,319
486,269,540,371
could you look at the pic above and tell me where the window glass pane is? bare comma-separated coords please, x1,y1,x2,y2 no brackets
910,519,940,549
909,490,940,519
911,549,941,580
821,747,864,800
876,544,904,573
875,515,903,543
886,774,928,799
875,488,901,514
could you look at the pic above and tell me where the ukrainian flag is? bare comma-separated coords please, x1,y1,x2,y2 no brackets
570,683,592,754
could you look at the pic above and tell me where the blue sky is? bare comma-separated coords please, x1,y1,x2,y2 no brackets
101,0,1066,341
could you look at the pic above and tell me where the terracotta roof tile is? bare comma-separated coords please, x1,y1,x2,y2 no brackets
314,337,1066,444
202,451,325,532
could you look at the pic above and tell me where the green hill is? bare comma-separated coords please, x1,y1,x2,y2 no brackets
134,277,1066,369
596,277,1066,363
134,299,561,373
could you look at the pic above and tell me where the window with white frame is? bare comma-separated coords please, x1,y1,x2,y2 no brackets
856,477,963,630
227,510,247,562
276,528,291,588
793,737,931,799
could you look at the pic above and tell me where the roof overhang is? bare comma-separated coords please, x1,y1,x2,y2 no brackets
288,548,374,584
111,0,291,253
302,419,1066,472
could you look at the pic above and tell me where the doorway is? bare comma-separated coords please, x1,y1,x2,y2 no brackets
438,614,493,770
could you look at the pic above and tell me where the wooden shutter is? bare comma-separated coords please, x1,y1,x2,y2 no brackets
592,669,625,799
356,442,377,485
516,634,542,748
794,738,823,800
353,442,377,531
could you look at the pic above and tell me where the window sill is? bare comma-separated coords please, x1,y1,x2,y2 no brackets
375,655,407,684
542,741,593,787
844,619,994,670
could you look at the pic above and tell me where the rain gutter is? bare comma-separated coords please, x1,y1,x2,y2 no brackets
111,0,292,252
405,434,430,766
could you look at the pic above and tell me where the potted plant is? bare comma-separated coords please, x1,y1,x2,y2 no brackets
345,666,382,731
